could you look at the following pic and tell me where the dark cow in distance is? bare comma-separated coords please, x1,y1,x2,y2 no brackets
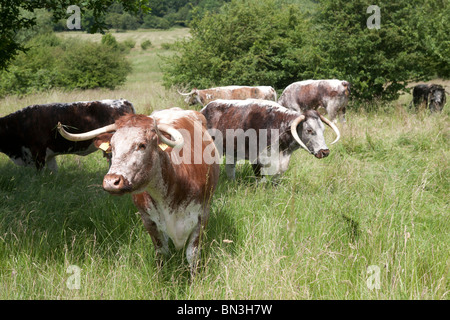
0,99,135,172
178,85,277,106
412,84,447,112
201,99,340,179
58,108,220,276
278,79,350,123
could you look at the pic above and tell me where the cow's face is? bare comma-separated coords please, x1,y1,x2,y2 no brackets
299,116,330,159
429,89,445,112
95,121,158,195
184,89,200,105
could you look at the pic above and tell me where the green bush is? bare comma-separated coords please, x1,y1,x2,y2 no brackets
57,39,131,90
296,0,449,102
0,32,131,96
141,40,152,50
162,0,306,89
101,33,119,49
122,38,136,50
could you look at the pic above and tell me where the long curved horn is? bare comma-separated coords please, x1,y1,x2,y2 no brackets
319,114,340,145
177,89,193,96
57,122,117,141
152,117,184,149
290,115,311,153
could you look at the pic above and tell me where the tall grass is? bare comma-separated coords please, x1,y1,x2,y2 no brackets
0,29,448,300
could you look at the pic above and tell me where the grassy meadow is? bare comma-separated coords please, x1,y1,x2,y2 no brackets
0,28,449,300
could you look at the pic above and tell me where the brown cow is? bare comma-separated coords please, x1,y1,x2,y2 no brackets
58,108,220,276
179,85,277,106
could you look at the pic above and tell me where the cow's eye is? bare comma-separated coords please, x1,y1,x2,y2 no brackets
306,129,314,135
137,143,147,151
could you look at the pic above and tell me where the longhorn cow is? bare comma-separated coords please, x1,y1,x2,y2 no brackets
278,79,350,123
179,85,277,106
0,99,135,172
200,99,340,179
58,108,220,275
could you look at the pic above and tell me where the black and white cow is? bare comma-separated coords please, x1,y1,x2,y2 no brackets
0,99,135,171
412,84,447,112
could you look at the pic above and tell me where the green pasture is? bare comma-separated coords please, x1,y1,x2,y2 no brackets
0,29,448,300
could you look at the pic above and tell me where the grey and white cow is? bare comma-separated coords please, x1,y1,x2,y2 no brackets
201,99,340,179
278,79,350,123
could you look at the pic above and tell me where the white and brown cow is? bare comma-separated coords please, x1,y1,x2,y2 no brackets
201,99,340,179
178,85,277,106
0,99,135,172
58,108,220,275
278,79,350,123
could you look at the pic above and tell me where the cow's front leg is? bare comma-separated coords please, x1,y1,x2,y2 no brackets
225,163,236,180
139,212,170,267
339,108,346,124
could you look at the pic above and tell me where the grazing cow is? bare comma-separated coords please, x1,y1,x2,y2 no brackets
200,99,340,179
278,79,351,123
412,84,447,112
178,85,277,106
0,99,135,172
58,108,220,275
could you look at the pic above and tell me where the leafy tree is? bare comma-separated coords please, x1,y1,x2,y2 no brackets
298,0,449,101
162,0,308,89
0,0,150,70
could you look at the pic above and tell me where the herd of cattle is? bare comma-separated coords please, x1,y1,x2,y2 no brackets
0,79,447,275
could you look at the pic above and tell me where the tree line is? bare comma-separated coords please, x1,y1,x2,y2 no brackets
53,0,230,31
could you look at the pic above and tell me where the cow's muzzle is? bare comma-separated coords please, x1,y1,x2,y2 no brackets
103,174,132,195
315,149,330,159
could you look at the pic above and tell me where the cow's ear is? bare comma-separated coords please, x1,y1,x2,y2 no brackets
94,133,113,153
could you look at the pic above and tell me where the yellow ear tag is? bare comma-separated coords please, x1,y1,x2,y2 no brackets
158,143,169,151
99,142,110,153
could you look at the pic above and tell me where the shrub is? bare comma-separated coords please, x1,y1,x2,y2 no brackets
141,40,152,50
122,38,136,50
101,33,119,49
162,0,306,89
0,32,132,96
57,39,131,90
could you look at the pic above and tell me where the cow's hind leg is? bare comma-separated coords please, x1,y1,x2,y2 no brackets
186,217,208,278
